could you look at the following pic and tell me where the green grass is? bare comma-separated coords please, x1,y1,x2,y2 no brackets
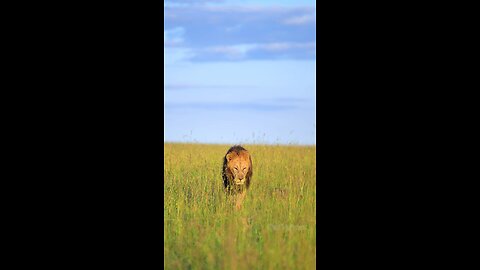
164,143,316,270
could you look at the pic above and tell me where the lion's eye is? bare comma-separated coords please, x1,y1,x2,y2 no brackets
234,167,238,171
243,167,246,171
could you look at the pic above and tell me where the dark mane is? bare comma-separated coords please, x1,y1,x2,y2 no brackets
226,145,246,155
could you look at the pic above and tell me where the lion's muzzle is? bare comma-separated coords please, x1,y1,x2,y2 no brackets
234,173,246,185
234,178,246,185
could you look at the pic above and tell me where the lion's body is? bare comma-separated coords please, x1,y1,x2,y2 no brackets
222,145,253,208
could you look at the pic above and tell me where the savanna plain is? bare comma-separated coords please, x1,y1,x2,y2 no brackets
164,143,316,269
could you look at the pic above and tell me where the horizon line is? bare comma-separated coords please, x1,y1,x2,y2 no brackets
164,141,316,147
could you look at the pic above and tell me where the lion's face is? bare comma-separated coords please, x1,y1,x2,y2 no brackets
226,150,251,186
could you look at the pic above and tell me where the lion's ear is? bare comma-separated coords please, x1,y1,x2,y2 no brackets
226,153,233,161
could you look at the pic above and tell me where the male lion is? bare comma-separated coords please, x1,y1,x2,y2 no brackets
222,145,253,209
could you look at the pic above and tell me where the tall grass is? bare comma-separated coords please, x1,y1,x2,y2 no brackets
164,143,316,269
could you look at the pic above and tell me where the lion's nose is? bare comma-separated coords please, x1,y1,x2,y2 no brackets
239,175,244,180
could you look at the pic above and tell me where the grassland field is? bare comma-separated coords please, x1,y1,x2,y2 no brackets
164,143,316,269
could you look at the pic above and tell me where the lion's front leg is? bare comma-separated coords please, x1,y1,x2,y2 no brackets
235,190,247,210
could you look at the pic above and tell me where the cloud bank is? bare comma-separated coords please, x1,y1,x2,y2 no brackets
164,3,316,62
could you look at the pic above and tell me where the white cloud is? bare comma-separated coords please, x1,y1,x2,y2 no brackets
164,27,186,46
164,47,195,65
164,0,224,8
189,42,315,61
283,13,316,25
204,44,256,59
260,42,315,51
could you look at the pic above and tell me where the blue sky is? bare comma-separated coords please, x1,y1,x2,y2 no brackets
164,0,316,145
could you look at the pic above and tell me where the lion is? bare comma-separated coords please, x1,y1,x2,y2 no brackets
222,145,253,209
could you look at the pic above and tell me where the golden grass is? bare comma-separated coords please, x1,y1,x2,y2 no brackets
164,143,316,270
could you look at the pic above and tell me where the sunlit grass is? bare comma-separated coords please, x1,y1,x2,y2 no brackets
164,143,316,270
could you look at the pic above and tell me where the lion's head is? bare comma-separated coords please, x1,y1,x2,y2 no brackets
222,145,253,193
